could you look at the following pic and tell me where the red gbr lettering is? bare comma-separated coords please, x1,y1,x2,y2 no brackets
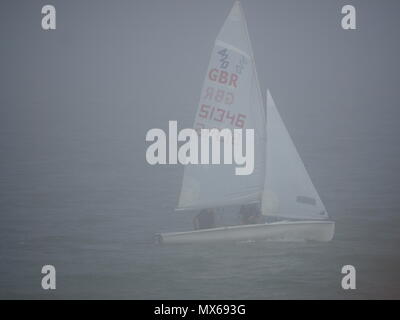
208,68,238,88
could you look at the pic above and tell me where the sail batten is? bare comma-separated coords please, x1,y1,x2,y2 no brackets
215,40,250,59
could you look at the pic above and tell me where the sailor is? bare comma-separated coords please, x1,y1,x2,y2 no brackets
193,209,215,230
239,203,261,225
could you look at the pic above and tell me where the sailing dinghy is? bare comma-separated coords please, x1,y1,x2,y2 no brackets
156,1,334,244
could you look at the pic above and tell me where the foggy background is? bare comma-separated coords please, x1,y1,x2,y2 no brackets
0,0,399,298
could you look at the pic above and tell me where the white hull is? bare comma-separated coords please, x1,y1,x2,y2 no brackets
156,220,335,244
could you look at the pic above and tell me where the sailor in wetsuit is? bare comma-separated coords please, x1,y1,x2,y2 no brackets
239,203,262,225
193,209,215,230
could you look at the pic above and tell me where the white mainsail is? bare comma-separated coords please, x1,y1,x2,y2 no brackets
177,1,265,210
262,91,329,220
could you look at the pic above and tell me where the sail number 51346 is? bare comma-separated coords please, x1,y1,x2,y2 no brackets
199,104,246,128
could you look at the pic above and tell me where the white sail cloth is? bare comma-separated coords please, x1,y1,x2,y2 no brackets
177,1,265,210
262,91,328,220
177,1,328,221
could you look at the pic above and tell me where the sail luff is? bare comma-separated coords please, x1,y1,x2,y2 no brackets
236,1,265,124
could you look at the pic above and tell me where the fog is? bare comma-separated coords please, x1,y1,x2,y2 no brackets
1,0,400,298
